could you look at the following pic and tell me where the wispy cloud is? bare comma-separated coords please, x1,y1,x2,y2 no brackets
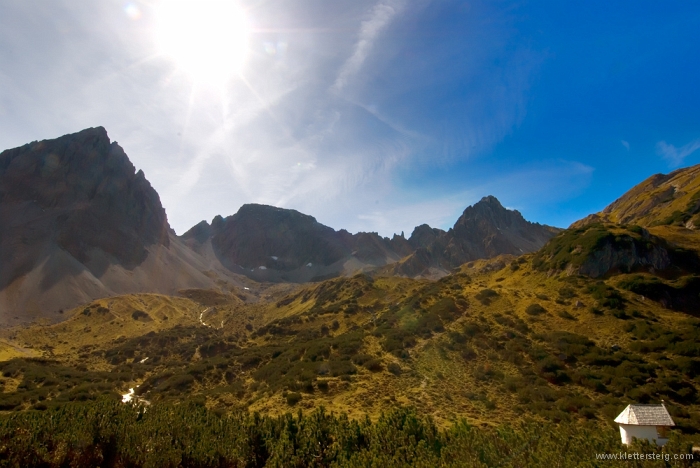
332,0,405,93
621,140,629,150
656,139,700,167
0,0,545,237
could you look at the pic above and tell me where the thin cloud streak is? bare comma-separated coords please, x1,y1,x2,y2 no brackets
0,0,554,237
332,0,406,93
656,139,700,167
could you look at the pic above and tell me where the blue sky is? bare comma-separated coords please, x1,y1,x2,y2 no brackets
1,0,699,236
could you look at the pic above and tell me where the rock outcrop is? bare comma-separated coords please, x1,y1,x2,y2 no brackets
390,196,561,277
532,223,700,279
0,127,170,288
182,204,410,282
0,128,243,325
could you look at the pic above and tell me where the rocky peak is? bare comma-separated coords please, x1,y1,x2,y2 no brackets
181,220,212,244
454,195,523,231
408,224,445,249
209,204,351,272
0,127,170,285
178,196,558,282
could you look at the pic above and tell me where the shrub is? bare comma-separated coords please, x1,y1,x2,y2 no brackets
557,310,576,321
526,304,546,316
286,392,302,405
387,363,402,376
559,287,576,299
475,289,498,305
131,310,151,321
363,359,383,372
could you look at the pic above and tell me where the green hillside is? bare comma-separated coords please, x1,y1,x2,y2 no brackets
3,249,700,437
3,165,700,463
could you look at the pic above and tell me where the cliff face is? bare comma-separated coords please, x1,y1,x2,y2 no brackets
210,204,352,272
532,223,700,278
0,128,239,325
0,127,170,288
182,204,409,282
390,196,561,277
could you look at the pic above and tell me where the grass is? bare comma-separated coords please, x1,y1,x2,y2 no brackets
2,219,700,436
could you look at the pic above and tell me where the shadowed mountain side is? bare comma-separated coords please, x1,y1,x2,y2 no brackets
181,204,414,282
181,197,559,282
390,196,561,277
0,127,169,290
0,128,249,326
0,233,248,327
182,198,558,282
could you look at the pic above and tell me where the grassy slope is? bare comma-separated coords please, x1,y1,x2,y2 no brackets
3,251,700,439
573,164,700,229
2,164,700,442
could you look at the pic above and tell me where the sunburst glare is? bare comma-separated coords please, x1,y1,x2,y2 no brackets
155,0,250,84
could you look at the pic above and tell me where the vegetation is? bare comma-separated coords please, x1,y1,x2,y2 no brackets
532,223,649,272
1,399,696,467
5,188,700,465
620,275,700,314
649,189,700,228
532,223,700,278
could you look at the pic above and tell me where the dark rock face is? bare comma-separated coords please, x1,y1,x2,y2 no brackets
391,196,560,276
575,238,671,278
534,223,700,279
443,195,559,264
185,197,560,281
209,204,353,272
0,127,170,287
408,224,445,249
182,204,414,281
180,220,212,245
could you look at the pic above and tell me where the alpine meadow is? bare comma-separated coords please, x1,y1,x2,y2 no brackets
1,1,700,467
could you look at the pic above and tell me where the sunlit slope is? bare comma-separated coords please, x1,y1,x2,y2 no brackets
4,159,700,430
242,255,700,427
0,340,38,361
10,294,203,359
4,250,700,435
573,163,700,229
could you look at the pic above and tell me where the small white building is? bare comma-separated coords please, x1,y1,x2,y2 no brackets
615,403,675,446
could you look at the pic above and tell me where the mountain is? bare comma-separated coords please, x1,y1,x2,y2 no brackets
386,196,560,277
0,127,559,324
181,198,556,282
545,164,700,283
0,128,244,326
181,204,412,283
571,164,700,230
4,156,700,445
534,164,700,312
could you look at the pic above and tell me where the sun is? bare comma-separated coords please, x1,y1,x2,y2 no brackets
155,0,250,84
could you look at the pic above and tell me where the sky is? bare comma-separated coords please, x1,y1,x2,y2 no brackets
1,0,699,237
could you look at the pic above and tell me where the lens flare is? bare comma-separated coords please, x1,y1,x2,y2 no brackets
155,0,250,83
124,3,142,20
